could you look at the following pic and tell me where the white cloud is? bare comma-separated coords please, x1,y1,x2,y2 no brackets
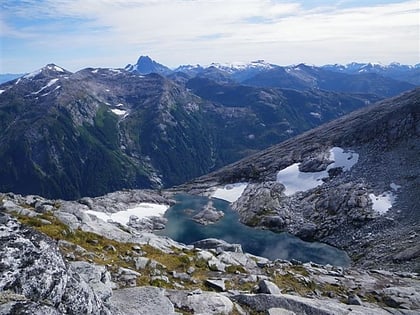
0,0,418,72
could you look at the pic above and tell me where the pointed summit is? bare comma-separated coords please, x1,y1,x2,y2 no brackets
23,64,71,80
125,55,172,75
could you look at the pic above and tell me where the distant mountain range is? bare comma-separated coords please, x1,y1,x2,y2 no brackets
322,62,420,85
0,55,418,199
0,59,389,199
0,73,24,84
125,56,420,88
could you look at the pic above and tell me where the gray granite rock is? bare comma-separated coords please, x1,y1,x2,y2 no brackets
258,280,282,295
193,238,243,253
267,308,297,315
192,201,224,225
0,302,61,315
381,286,420,310
110,286,178,315
208,257,226,272
69,261,113,302
0,215,68,306
59,270,110,315
233,293,391,315
217,251,258,270
166,289,234,315
205,279,226,291
347,294,363,306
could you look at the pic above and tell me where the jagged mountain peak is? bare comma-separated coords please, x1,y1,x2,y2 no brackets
125,55,172,75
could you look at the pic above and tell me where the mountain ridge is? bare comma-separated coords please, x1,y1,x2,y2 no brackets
0,63,381,199
124,55,419,88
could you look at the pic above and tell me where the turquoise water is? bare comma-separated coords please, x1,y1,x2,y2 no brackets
158,194,350,266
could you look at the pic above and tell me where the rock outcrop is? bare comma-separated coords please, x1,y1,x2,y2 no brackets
0,212,112,314
1,191,419,314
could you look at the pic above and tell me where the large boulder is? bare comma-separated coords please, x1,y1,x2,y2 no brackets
257,280,282,295
0,212,112,314
110,286,178,315
166,289,234,315
0,214,68,306
233,293,391,315
0,302,61,315
58,271,110,315
69,261,113,302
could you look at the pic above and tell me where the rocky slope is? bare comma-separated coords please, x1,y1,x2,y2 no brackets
1,191,419,314
0,64,375,199
178,88,420,273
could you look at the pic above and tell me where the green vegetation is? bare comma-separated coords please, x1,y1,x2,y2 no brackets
13,212,212,290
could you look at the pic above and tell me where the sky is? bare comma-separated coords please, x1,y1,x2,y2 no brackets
0,0,419,73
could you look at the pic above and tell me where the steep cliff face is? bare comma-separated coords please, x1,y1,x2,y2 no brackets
180,88,420,272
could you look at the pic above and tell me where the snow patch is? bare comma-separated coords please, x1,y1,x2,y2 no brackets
91,69,99,74
390,183,401,191
41,85,61,97
32,78,59,95
47,65,64,72
369,192,395,215
0,90,5,95
111,109,127,116
277,147,359,196
310,112,321,119
212,183,248,203
85,203,169,226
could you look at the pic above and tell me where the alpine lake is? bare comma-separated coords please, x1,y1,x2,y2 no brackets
157,194,350,266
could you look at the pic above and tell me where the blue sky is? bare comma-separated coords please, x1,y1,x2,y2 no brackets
0,0,419,73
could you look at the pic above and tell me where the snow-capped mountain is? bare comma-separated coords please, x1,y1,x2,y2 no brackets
125,56,417,97
322,62,420,85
